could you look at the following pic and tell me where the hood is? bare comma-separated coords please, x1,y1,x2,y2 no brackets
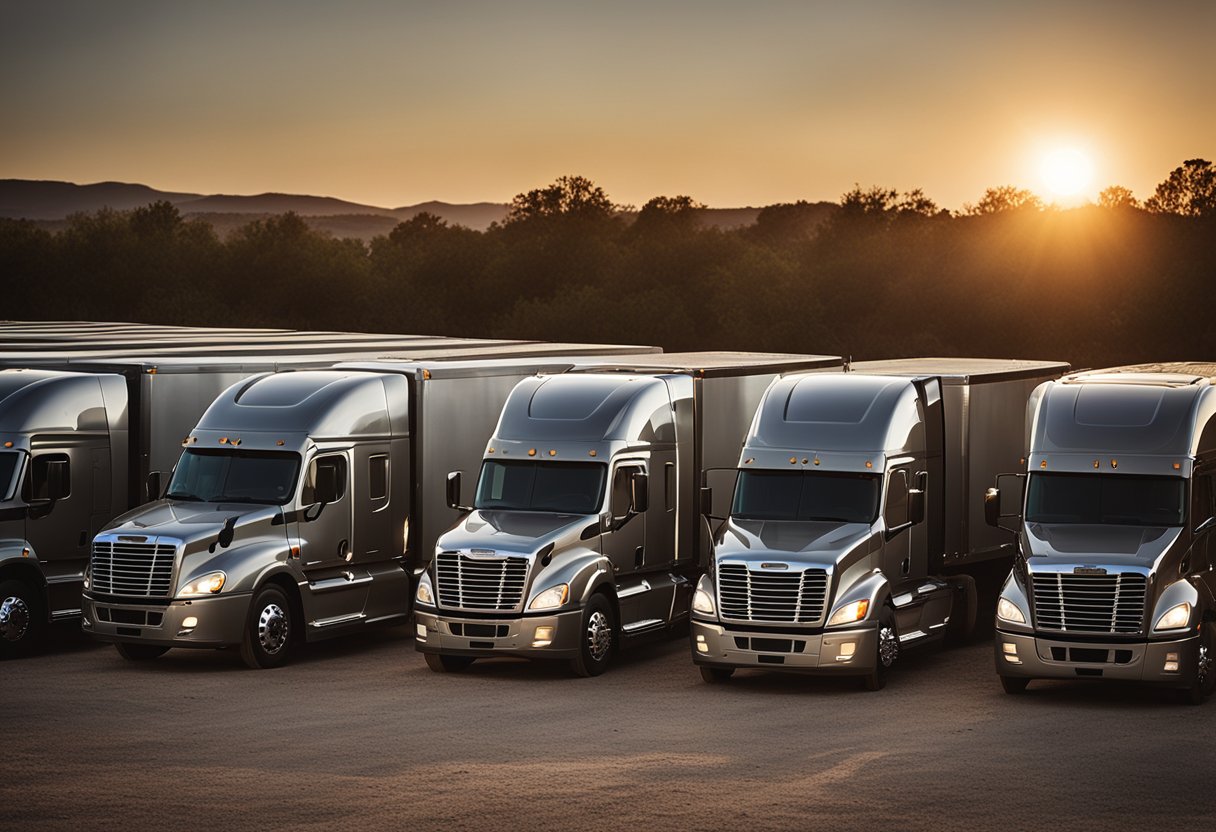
103,500,283,547
436,510,598,557
715,517,875,568
1024,522,1184,571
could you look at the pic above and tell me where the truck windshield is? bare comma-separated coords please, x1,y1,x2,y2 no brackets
1025,472,1185,526
166,449,301,506
475,460,607,514
0,451,20,500
732,470,881,523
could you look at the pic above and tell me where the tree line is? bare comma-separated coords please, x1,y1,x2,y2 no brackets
2,160,1213,370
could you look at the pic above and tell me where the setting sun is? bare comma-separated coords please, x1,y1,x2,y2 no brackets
1040,147,1094,199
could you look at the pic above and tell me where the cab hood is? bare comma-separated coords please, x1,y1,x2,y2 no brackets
103,499,283,547
436,510,598,557
715,517,876,568
1024,523,1184,571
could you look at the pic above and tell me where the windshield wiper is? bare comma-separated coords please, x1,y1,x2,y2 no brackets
214,496,278,505
165,491,203,502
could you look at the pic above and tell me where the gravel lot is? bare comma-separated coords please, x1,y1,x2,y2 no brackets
4,622,1213,832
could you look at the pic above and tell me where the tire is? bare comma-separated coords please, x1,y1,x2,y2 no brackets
1001,675,1030,695
424,652,475,673
569,593,616,678
0,578,44,658
862,606,899,691
1182,623,1214,706
699,666,734,684
115,642,169,662
239,585,294,669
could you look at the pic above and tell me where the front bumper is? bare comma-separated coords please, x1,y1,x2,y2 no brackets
82,592,250,648
414,606,585,660
690,618,877,675
995,629,1201,686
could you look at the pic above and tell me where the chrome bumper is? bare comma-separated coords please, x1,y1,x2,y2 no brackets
82,592,250,648
690,619,877,674
995,629,1201,686
414,606,584,660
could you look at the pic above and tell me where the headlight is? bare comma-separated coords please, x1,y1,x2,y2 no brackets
1155,602,1191,631
692,588,715,615
529,584,569,611
178,571,226,597
415,576,435,607
827,598,870,627
997,597,1026,625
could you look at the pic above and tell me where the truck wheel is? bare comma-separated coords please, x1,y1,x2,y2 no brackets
1182,624,1214,706
239,585,293,669
1000,675,1030,695
699,666,734,684
569,593,615,677
0,578,43,658
424,653,475,673
862,606,899,691
115,643,169,661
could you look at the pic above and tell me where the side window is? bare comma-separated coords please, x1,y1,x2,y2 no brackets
611,464,643,519
26,453,71,502
369,455,389,502
1193,473,1214,530
884,468,909,527
302,455,348,504
664,462,676,512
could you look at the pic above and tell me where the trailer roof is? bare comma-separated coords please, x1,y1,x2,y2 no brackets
571,351,842,377
1065,363,1216,387
850,357,1069,384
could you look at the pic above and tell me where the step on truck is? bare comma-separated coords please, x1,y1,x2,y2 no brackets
80,355,661,668
991,363,1216,703
689,358,1068,689
413,352,843,676
0,329,656,657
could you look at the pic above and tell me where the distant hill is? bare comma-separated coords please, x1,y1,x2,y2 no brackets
0,179,200,219
177,192,394,217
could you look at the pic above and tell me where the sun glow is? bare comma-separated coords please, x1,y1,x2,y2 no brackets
1040,147,1093,199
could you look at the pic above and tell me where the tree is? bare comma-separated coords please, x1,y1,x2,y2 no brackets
1145,159,1216,217
632,194,704,235
963,186,1044,215
505,175,619,223
840,184,899,215
129,200,184,239
1098,185,1139,210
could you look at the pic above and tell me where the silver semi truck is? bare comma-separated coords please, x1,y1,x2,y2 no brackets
79,355,661,668
413,352,843,676
1,332,656,657
991,363,1216,704
689,359,1067,689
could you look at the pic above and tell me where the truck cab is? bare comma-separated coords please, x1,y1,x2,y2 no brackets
992,364,1216,703
0,370,127,656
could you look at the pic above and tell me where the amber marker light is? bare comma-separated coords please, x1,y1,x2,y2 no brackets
3,441,12,448
789,456,797,464
1093,460,1100,469
865,460,873,469
589,450,597,457
813,457,821,466
528,448,537,457
276,440,285,446
1111,459,1118,469
219,437,228,444
1040,460,1048,469
1174,462,1182,470
549,449,557,456
422,369,432,380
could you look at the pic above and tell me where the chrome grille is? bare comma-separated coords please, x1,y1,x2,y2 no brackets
717,564,829,624
1031,572,1148,634
91,540,177,597
435,551,529,612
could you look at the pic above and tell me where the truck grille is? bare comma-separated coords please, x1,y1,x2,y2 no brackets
717,564,829,624
1031,572,1148,634
91,540,177,597
435,552,529,612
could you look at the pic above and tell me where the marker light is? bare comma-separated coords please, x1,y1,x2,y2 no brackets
1155,602,1191,631
416,623,427,640
178,572,226,597
1164,652,1180,673
529,584,569,610
532,625,555,647
827,599,870,627
181,616,198,629
528,448,537,457
997,598,1027,625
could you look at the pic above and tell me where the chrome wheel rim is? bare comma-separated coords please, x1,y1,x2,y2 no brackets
877,623,899,668
257,603,288,654
0,595,31,643
585,610,612,662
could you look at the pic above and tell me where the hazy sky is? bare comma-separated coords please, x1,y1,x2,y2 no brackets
2,1,1212,209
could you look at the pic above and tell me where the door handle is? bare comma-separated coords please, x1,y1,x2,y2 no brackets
339,539,351,562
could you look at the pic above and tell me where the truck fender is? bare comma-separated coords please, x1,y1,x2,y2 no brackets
829,570,891,623
1151,578,1205,632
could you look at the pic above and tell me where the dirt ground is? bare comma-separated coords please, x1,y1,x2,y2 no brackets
3,623,1213,831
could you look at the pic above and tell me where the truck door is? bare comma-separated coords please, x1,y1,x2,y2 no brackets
297,452,368,625
604,460,647,626
882,468,912,580
352,444,392,564
1190,471,1215,593
25,441,94,616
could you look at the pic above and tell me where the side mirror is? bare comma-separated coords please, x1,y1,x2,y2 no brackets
984,488,1001,527
313,463,339,506
909,488,925,525
146,471,165,502
446,471,470,512
32,456,70,503
699,486,714,517
988,473,1026,532
629,472,649,514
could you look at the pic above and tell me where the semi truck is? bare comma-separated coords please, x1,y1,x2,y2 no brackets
412,352,843,676
1,331,657,657
688,358,1067,689
991,363,1216,704
79,354,666,668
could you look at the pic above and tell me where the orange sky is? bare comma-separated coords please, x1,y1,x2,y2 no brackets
1,1,1212,210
